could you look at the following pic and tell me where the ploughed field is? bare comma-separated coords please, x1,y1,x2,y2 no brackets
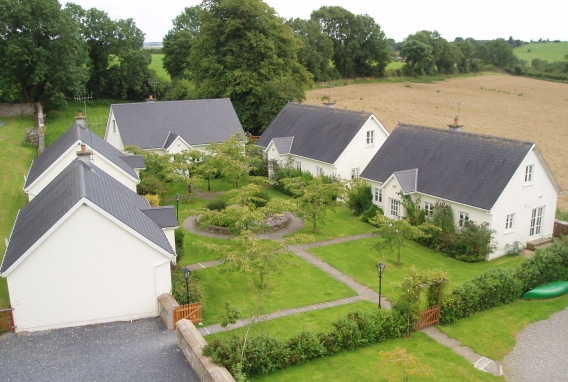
305,74,568,210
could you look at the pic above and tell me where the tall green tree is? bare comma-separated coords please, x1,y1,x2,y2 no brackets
0,0,88,109
65,3,152,100
189,0,313,133
311,6,390,78
162,5,202,79
483,38,518,68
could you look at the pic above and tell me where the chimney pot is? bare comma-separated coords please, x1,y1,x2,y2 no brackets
81,143,86,152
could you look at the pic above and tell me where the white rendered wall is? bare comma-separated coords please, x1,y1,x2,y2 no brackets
104,109,124,151
25,146,138,200
334,117,389,180
7,206,172,332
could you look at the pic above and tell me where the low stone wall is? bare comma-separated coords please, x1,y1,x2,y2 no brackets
157,293,179,330
0,103,37,117
201,212,291,235
554,220,568,238
176,319,236,382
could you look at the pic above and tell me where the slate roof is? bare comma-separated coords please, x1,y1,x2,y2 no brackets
393,169,418,193
140,207,178,228
24,124,142,189
1,160,174,274
118,155,145,170
272,137,294,154
110,99,244,150
360,123,536,210
256,103,374,164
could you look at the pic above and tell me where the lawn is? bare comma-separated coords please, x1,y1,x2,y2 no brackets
252,331,501,382
437,293,568,361
513,42,568,63
195,256,357,326
386,61,405,70
150,54,171,81
45,100,112,143
0,117,38,308
206,301,378,342
309,238,526,301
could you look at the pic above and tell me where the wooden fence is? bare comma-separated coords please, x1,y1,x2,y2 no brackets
0,306,15,333
173,302,202,329
416,305,440,330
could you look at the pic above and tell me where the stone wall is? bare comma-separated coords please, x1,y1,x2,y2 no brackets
157,293,179,330
0,103,37,117
554,220,568,238
176,319,235,382
202,213,291,235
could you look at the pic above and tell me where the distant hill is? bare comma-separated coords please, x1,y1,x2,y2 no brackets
514,42,568,63
143,42,163,49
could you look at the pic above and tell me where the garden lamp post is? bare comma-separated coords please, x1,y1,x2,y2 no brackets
377,263,385,308
175,193,180,221
183,267,191,304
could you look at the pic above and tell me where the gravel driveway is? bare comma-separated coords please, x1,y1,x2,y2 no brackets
0,318,198,382
503,307,568,381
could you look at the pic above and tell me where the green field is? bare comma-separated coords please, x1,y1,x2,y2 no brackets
514,42,568,63
150,54,171,81
386,61,405,70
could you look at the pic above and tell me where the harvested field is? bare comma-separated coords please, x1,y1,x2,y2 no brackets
306,74,568,211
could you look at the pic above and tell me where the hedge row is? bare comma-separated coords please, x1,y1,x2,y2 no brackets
203,309,406,377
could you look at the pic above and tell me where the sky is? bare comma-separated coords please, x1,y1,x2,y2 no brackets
60,0,568,43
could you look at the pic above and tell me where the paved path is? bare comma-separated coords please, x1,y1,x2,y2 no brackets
421,327,503,376
0,318,198,382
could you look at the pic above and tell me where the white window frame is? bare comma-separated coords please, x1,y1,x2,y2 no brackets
458,211,469,227
366,130,375,145
378,189,382,203
390,198,400,218
530,207,544,236
351,168,359,179
316,166,323,176
374,188,383,204
296,161,301,171
424,201,434,216
524,165,534,184
505,213,515,231
112,120,116,133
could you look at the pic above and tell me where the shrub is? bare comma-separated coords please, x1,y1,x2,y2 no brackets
142,193,161,207
206,199,227,211
287,331,327,365
137,174,167,197
171,267,204,305
345,178,373,216
248,189,270,208
175,229,185,262
360,204,383,223
514,238,568,293
273,167,312,195
448,221,496,262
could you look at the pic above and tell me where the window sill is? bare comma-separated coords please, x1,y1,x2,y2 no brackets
504,229,515,235
523,182,533,187
365,143,375,148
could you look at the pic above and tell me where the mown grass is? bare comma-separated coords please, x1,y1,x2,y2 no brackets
206,301,377,342
437,293,568,361
513,42,568,63
252,331,501,382
386,61,405,70
309,238,526,301
45,100,112,143
195,257,357,326
0,117,38,308
556,208,568,221
150,54,171,81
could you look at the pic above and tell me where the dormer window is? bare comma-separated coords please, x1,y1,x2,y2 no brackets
524,165,534,184
366,130,374,145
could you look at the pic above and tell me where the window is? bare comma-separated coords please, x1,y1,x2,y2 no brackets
390,199,400,218
458,211,469,227
525,165,534,183
351,168,359,179
316,166,323,176
530,207,544,236
505,214,515,230
374,188,382,203
112,120,116,133
296,161,301,171
424,201,434,216
366,130,375,145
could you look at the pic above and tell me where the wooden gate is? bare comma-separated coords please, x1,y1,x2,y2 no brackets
416,305,440,330
0,306,15,333
174,302,202,329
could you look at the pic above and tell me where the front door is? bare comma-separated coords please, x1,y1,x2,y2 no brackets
530,206,544,237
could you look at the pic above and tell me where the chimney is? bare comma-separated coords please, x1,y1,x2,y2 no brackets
448,115,463,132
75,111,86,127
76,142,93,163
146,94,155,102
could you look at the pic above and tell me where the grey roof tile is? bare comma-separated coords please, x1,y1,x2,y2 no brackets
256,103,373,164
24,124,141,188
394,169,418,193
119,155,145,170
140,206,178,228
360,124,535,210
272,136,294,154
1,160,174,274
111,99,244,150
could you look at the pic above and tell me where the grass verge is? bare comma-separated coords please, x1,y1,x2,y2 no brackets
309,237,525,301
437,293,568,360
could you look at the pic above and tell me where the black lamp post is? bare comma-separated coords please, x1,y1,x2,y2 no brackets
175,193,180,221
183,267,191,304
377,263,385,308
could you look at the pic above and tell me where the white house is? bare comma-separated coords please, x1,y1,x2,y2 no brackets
1,159,177,333
104,98,245,155
23,114,144,200
360,123,562,259
256,103,390,180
